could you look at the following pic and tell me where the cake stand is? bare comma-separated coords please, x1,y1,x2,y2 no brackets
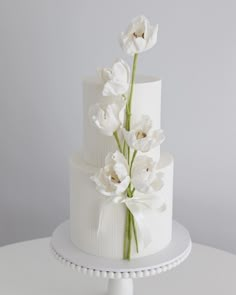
51,221,191,295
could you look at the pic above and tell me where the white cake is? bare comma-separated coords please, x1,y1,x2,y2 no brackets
69,15,175,260
70,76,174,259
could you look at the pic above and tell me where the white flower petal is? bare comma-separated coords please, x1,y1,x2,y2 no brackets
89,98,125,136
120,15,158,55
91,151,130,197
151,172,164,192
114,163,128,180
135,115,152,133
112,59,130,83
103,81,129,97
97,67,112,82
146,24,158,50
131,156,164,194
122,115,165,152
133,37,147,52
98,59,130,96
152,129,165,145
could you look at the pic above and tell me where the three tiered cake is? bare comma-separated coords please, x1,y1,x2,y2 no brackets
70,15,174,260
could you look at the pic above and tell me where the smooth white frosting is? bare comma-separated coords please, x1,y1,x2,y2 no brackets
83,76,162,168
70,152,174,259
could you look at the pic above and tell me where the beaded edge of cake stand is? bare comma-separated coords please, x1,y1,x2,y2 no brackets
50,242,192,279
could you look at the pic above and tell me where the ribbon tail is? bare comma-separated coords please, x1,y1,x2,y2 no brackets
124,194,167,249
125,202,152,248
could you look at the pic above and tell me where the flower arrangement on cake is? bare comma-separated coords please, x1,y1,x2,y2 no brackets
89,15,166,260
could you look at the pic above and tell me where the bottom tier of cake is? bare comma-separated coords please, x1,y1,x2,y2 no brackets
70,152,174,259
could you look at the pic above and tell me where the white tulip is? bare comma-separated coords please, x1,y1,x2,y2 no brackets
120,15,158,56
97,59,130,96
91,151,130,197
122,115,165,152
131,155,164,194
89,97,125,136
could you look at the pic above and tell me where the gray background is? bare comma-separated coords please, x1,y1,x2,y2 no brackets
0,0,235,254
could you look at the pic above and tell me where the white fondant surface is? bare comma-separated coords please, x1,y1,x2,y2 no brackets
70,152,174,259
83,76,162,167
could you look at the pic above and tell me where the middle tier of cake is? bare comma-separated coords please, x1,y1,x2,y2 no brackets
70,151,174,259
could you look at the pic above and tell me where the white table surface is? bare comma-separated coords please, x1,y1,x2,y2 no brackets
0,238,235,294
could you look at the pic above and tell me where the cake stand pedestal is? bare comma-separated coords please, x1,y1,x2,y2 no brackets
51,221,191,295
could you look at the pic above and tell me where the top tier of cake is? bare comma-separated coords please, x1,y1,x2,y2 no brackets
83,76,162,168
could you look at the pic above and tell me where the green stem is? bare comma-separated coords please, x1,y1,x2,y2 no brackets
125,54,138,160
130,150,137,176
127,53,138,131
123,141,126,156
131,214,139,253
127,187,132,198
127,210,132,260
123,54,139,260
123,208,129,259
113,131,122,153
125,104,131,131
126,150,138,197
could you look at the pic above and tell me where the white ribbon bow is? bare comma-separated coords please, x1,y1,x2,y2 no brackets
97,193,166,248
